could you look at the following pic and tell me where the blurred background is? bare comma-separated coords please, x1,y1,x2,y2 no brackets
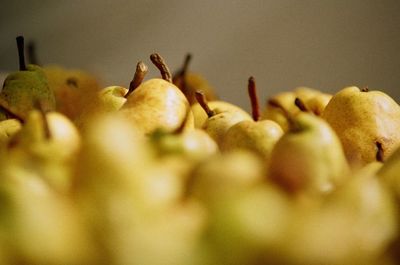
1,0,400,111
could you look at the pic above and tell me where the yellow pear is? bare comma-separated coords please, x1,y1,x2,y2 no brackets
268,110,350,196
322,86,400,167
194,91,252,147
221,77,283,164
120,53,193,135
191,100,251,129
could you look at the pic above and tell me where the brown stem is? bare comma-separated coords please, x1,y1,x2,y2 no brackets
248,76,261,121
294,97,309,112
173,53,192,95
150,53,172,83
27,40,39,65
125,61,148,98
376,141,384,162
66,77,78,88
360,87,369,92
16,36,27,71
195,90,215,118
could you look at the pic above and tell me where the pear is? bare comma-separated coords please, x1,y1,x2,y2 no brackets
203,184,292,265
268,107,350,196
281,174,397,265
221,76,283,164
191,100,251,128
0,36,55,121
322,86,400,167
262,87,332,131
194,91,252,147
0,159,93,265
120,53,193,135
7,109,81,192
188,149,265,206
27,40,101,121
172,53,218,104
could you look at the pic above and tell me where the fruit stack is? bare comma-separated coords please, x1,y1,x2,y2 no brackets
0,36,400,265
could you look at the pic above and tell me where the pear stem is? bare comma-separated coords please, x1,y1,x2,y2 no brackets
376,141,384,162
150,53,172,83
27,40,39,65
16,36,27,71
66,77,78,88
360,87,369,92
248,76,261,121
173,53,192,95
294,97,309,112
125,61,148,98
195,90,215,118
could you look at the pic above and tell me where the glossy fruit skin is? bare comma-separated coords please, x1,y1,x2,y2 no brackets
322,86,400,167
120,78,193,135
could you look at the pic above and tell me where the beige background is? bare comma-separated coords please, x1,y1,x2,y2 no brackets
1,0,400,111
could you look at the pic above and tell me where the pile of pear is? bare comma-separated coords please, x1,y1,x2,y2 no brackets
1,36,400,265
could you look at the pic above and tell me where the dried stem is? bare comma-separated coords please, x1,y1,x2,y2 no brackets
125,61,148,98
150,53,172,83
294,97,309,112
16,36,26,71
248,76,261,121
376,141,384,162
195,90,215,118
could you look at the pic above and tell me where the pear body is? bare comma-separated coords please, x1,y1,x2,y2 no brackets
0,64,55,120
191,100,251,128
44,65,101,120
120,78,192,135
221,119,283,163
203,110,252,147
269,113,349,195
322,86,400,166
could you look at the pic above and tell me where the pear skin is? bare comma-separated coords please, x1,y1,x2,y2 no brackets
221,119,283,164
191,100,251,128
268,112,350,195
0,64,56,120
120,78,192,135
322,86,400,167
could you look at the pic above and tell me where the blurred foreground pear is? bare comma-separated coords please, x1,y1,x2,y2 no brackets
0,160,93,265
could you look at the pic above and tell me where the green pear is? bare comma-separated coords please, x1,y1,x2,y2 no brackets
203,184,292,265
322,86,400,167
221,77,283,164
0,36,55,121
172,53,218,104
268,111,350,196
194,91,252,147
120,53,193,135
